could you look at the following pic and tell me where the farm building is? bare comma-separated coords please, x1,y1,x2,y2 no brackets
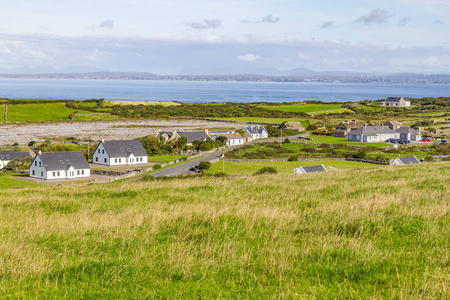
294,164,328,174
390,156,421,165
157,130,212,146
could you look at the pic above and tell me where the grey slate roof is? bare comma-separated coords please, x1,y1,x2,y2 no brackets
243,125,267,134
385,96,409,102
349,125,396,136
215,132,243,140
397,156,420,165
101,139,148,157
177,131,211,143
0,150,31,160
395,127,419,134
302,165,327,173
37,151,90,171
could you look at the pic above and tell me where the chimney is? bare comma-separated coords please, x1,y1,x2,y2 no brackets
38,150,42,155
205,129,209,135
101,139,105,143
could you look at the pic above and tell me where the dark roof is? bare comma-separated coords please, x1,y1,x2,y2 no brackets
336,121,362,130
243,125,267,134
384,97,409,102
158,131,174,138
395,127,419,134
0,150,31,161
302,165,327,173
349,124,396,136
101,139,148,157
177,131,211,143
37,151,90,171
397,156,420,165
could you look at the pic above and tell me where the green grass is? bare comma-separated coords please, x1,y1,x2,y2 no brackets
205,160,376,175
0,173,39,189
260,104,354,115
7,103,81,122
147,154,190,163
0,163,448,298
0,104,4,121
73,101,98,107
73,114,119,121
305,135,390,147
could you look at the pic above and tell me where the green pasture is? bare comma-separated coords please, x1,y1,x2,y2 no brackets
73,114,119,121
0,173,39,189
147,154,190,163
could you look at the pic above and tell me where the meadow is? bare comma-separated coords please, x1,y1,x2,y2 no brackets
260,104,355,115
6,103,96,122
0,173,39,189
0,163,448,298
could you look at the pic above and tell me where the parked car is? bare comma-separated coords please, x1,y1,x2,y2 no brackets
386,138,396,143
422,138,431,142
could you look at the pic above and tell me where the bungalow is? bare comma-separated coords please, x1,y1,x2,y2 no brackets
380,97,411,107
30,151,90,180
396,127,422,141
282,122,305,132
242,125,268,140
347,124,399,143
334,120,362,137
212,132,244,146
294,164,328,174
390,156,421,165
157,130,211,146
93,139,148,166
0,150,31,169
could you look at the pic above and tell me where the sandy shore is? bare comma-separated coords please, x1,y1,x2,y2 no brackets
0,119,241,146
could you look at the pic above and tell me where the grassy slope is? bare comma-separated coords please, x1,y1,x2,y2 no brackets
147,154,189,163
7,103,88,122
0,173,40,189
0,163,448,298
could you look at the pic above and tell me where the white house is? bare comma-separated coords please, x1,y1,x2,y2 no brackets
396,127,422,141
390,156,421,165
93,139,148,166
380,97,411,107
212,132,244,146
0,150,31,169
30,151,90,180
242,125,268,140
294,164,328,174
347,124,400,143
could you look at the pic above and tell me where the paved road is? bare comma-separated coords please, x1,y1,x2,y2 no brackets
148,134,305,178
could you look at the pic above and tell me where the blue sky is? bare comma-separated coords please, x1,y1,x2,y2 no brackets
0,0,449,75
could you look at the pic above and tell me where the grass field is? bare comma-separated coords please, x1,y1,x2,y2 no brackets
147,154,190,163
73,114,120,121
0,173,39,189
0,104,4,121
261,104,355,115
0,163,448,298
206,160,376,175
5,103,99,122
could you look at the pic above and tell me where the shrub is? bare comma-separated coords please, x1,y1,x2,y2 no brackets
253,167,278,176
198,161,211,171
283,138,291,144
28,141,36,147
352,151,367,159
153,164,162,170
288,155,298,161
424,156,434,162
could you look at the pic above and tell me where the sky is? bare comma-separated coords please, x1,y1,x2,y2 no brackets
0,0,449,75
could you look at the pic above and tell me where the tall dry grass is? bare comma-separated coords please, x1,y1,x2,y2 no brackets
0,162,448,298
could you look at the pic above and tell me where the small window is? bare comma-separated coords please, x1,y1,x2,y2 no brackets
77,170,80,175
57,171,60,176
119,158,121,163
52,172,55,176
39,162,41,167
81,170,84,175
35,161,37,166
32,170,35,175
104,158,107,163
96,157,98,162
102,149,104,154
60,160,63,164
120,148,124,152
98,149,100,153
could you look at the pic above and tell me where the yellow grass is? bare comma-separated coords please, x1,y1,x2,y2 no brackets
104,100,180,106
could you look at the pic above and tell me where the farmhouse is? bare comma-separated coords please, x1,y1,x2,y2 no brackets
391,156,421,165
242,125,268,140
334,120,363,137
93,139,148,166
157,130,211,146
380,97,411,107
281,122,305,132
294,164,328,174
212,132,244,146
396,127,422,141
347,124,399,143
30,151,90,180
383,120,402,130
242,131,253,143
0,150,31,169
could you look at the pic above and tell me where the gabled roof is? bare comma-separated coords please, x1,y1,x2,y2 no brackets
243,125,267,134
0,150,31,161
101,139,148,157
336,121,362,130
384,96,409,102
349,124,396,136
302,164,328,173
176,131,211,143
395,127,420,134
215,132,243,140
384,120,402,126
158,131,174,138
242,131,252,138
396,156,420,165
283,122,304,130
36,151,90,171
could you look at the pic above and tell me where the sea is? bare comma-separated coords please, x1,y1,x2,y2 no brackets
0,78,449,103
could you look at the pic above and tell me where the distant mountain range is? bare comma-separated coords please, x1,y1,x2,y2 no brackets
1,70,450,84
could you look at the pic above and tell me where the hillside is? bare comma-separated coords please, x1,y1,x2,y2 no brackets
0,163,448,298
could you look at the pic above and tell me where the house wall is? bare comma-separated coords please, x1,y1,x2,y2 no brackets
0,159,11,169
30,156,44,179
93,143,110,165
227,138,244,146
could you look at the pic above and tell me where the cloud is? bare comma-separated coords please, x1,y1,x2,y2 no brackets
399,17,411,26
99,20,114,28
187,19,222,29
321,21,334,29
237,54,261,62
261,14,279,24
423,56,441,67
354,9,389,24
89,49,107,61
433,19,444,24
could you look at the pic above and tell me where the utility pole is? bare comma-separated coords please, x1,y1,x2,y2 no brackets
87,136,90,162
280,128,283,147
221,152,225,173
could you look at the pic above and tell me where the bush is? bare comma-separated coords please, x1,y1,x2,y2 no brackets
283,138,291,144
424,156,434,162
253,167,278,176
288,155,298,161
153,164,162,170
198,161,211,171
352,151,367,159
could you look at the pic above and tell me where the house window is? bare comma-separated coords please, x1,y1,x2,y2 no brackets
81,170,84,175
102,149,104,154
119,158,121,163
104,158,107,163
32,170,35,175
77,170,80,175
57,171,60,176
35,161,37,166
96,157,98,162
52,172,55,176
115,158,117,163
39,162,41,167
98,149,100,153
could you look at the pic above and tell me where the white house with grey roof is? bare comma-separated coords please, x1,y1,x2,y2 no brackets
30,151,90,180
0,150,31,169
391,156,421,166
380,97,411,107
242,125,268,140
211,131,244,146
93,139,148,166
157,130,212,146
294,164,328,174
347,124,400,143
396,127,422,141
